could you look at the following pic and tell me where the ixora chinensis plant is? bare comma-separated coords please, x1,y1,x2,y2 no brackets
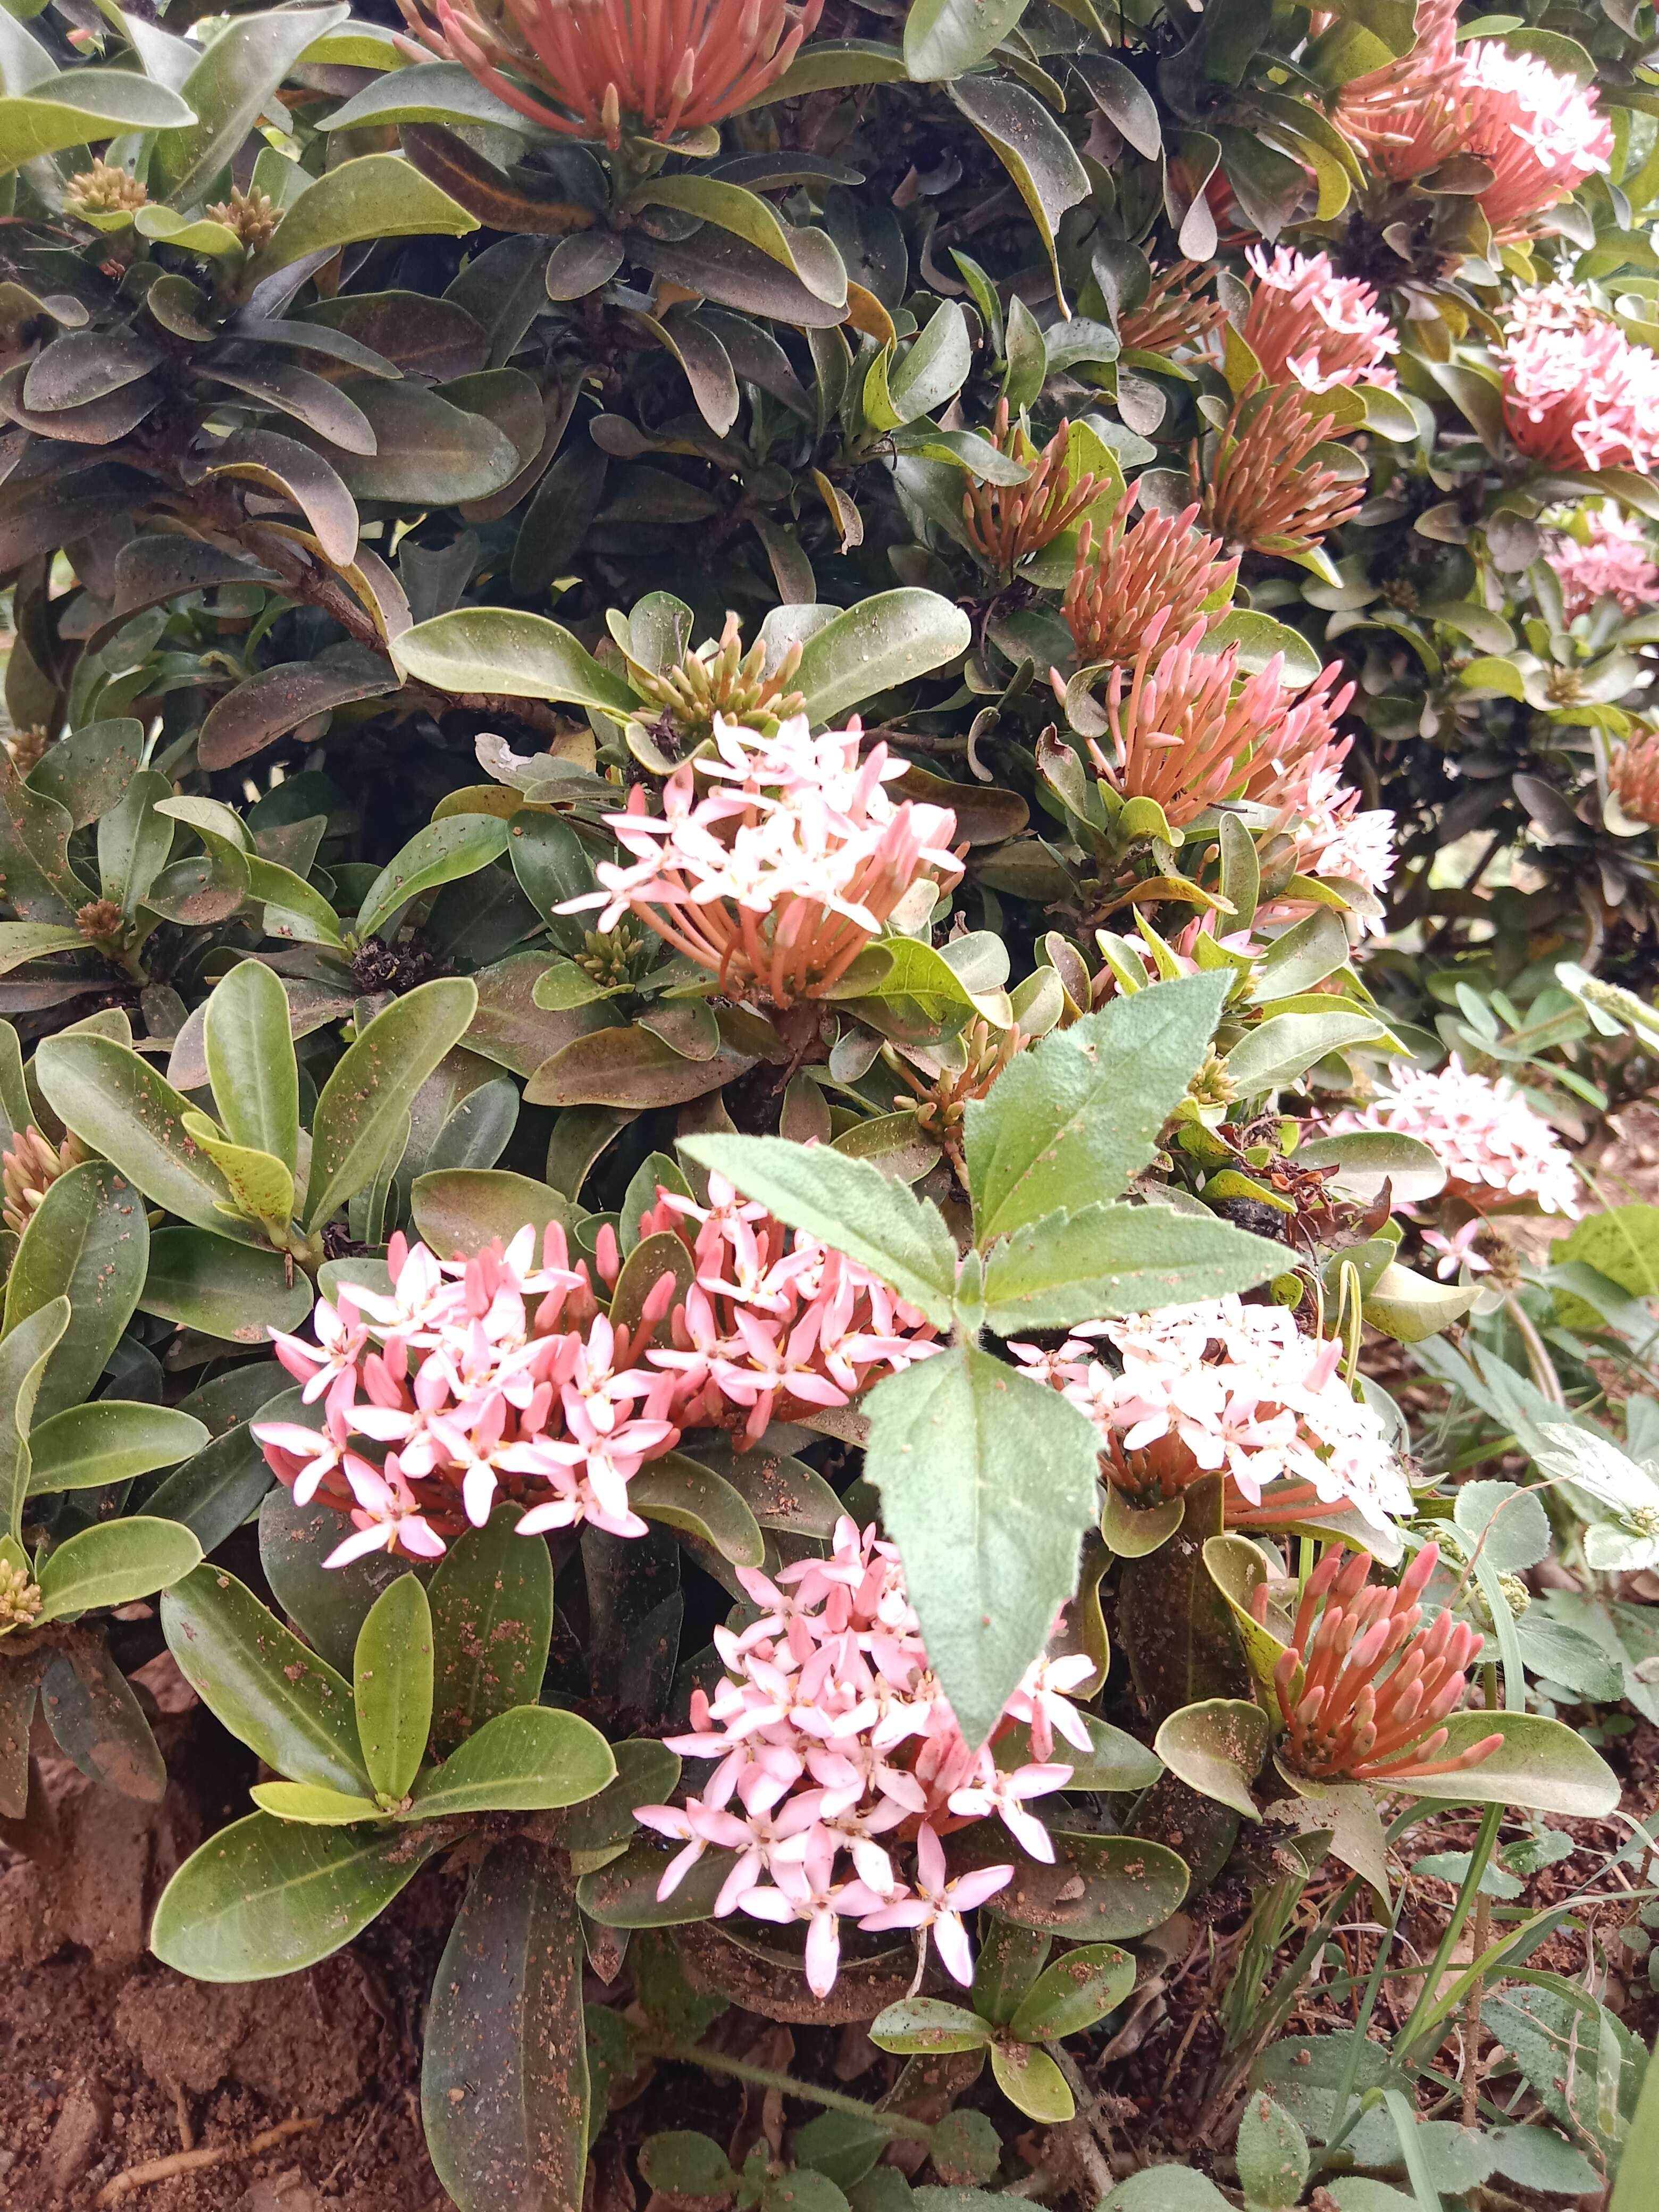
1,0,1659,2202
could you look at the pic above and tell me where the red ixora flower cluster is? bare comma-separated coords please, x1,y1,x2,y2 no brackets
395,0,822,149
635,1515,1090,1996
252,1185,938,1565
1086,622,1354,829
1264,1544,1504,1787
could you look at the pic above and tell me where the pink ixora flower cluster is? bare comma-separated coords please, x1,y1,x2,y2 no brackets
1241,247,1399,394
1014,1298,1413,1535
1553,506,1659,621
1336,6,1610,235
1337,1055,1581,1218
559,715,962,1009
1272,759,1397,927
635,1516,1089,1997
1496,283,1659,474
1459,40,1613,240
253,1186,939,1567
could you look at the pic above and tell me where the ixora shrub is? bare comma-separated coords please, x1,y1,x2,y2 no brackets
1,0,1658,2204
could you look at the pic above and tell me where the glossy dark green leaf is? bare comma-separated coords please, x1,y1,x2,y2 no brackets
204,958,301,1176
27,1402,206,1494
259,1476,427,1676
247,153,479,282
355,816,510,943
34,1036,250,1240
423,1839,590,2212
427,1506,556,1753
162,1562,372,1796
33,1516,202,1624
305,977,478,1231
946,1826,1189,1942
0,1297,69,1544
3,1159,147,1421
396,607,638,713
138,1230,314,1344
150,1811,446,1981
355,1575,434,1805
410,1703,615,1816
40,1639,165,1802
630,1453,765,1568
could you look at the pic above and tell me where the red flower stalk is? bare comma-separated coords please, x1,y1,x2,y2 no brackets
1264,1544,1504,1786
1610,727,1659,825
1194,384,1367,556
963,403,1103,578
1117,260,1227,357
1062,489,1238,666
394,0,822,149
1088,624,1346,829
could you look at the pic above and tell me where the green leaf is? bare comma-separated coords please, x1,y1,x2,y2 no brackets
4,1159,148,1422
204,959,300,1176
1101,2168,1230,2210
423,1840,589,2212
33,1035,252,1241
823,936,977,1044
179,1115,296,1231
637,174,815,283
249,1781,387,1824
991,2042,1073,2123
967,974,1230,1244
162,1563,373,1797
1292,1131,1446,1205
150,1812,445,1982
0,71,196,177
1007,1943,1135,2042
0,921,87,974
305,977,477,1231
409,1703,616,1817
1152,1698,1270,1822
981,1202,1284,1331
1612,2025,1659,2210
1235,2094,1311,2210
1362,1261,1474,1345
138,1230,314,1344
0,1296,69,1544
247,153,477,283
1226,1011,1385,1094
1402,1712,1619,1817
640,2135,742,2193
948,76,1088,306
427,1506,555,1753
410,1168,572,1261
630,1453,766,1568
681,1134,958,1327
355,1576,434,1806
38,1637,164,1804
904,0,1028,79
889,303,972,423
395,607,638,714
27,1402,207,1494
33,1516,201,1624
320,59,529,133
355,815,510,944
794,590,972,725
151,3,345,205
864,1342,1102,1751
868,1999,993,2054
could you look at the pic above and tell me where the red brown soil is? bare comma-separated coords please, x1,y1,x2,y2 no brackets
0,1698,461,2210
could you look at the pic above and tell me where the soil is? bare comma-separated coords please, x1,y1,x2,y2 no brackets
0,1685,462,2211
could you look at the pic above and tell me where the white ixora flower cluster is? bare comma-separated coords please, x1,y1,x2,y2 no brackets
1338,1053,1581,1218
557,714,962,1008
1015,1297,1413,1534
634,1516,1091,1998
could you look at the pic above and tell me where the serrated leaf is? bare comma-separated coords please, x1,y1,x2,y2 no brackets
967,974,1230,1244
981,1202,1283,1330
681,1134,958,1326
864,1342,1102,1750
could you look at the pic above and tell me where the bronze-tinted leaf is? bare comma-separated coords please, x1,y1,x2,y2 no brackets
300,290,488,379
525,1023,757,1108
197,427,360,567
403,123,601,234
0,361,160,445
198,648,399,771
22,330,160,413
202,356,378,457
